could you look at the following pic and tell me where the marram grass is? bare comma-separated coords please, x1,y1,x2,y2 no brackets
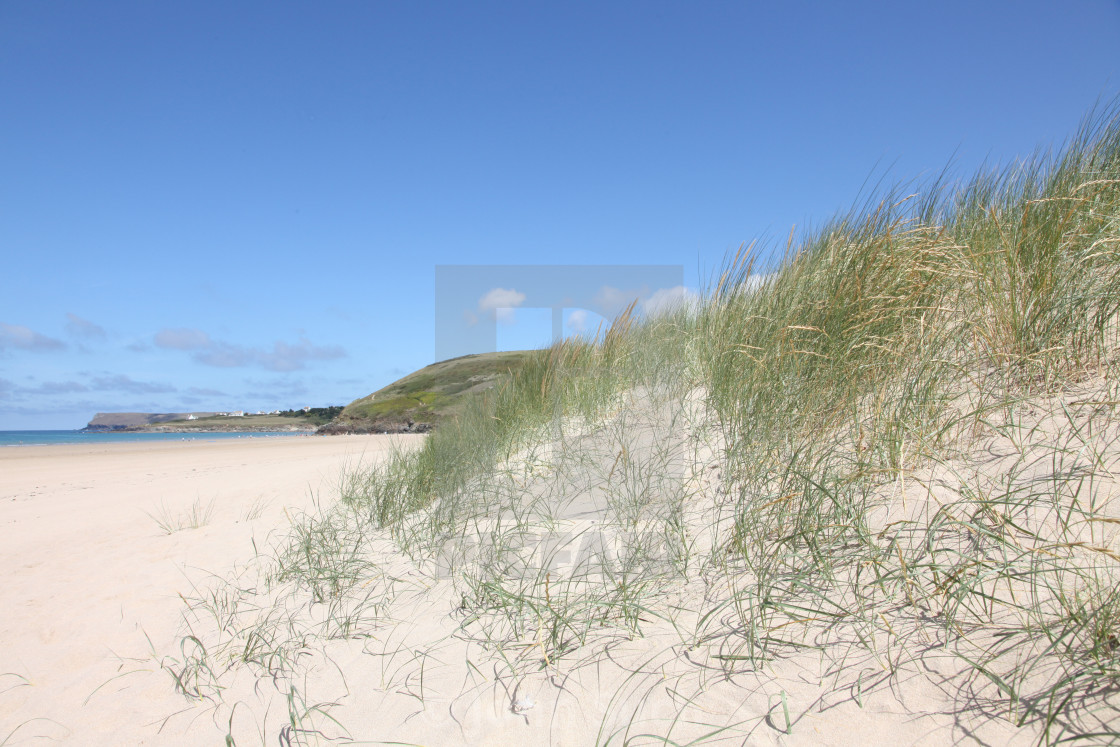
166,104,1120,744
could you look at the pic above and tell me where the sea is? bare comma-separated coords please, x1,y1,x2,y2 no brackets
0,430,311,447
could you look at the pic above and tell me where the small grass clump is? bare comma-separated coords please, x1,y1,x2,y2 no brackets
148,496,215,534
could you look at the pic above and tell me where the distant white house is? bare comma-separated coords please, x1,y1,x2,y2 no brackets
302,406,311,413
186,414,198,420
227,410,245,417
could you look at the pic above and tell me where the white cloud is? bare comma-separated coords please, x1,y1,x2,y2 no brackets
641,286,697,317
567,309,590,334
592,285,698,320
478,287,526,324
743,273,771,293
0,322,65,352
593,286,641,319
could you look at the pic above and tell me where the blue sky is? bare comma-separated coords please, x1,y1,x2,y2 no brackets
2,1,1119,429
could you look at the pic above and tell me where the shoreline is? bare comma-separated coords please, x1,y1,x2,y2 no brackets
81,424,317,434
0,429,319,448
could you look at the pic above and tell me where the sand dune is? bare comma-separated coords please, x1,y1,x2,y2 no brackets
3,388,1118,746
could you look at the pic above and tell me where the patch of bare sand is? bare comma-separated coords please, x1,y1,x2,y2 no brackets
0,435,422,745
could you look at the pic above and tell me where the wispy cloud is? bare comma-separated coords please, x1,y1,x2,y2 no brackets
0,323,65,352
244,377,310,398
154,327,211,350
593,286,642,319
65,313,107,340
187,386,226,397
24,380,90,395
90,375,176,394
478,287,526,324
193,342,254,368
194,339,345,372
260,339,345,372
0,398,179,419
567,309,590,334
0,374,174,402
155,327,345,372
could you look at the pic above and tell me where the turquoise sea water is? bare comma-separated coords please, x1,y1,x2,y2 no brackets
0,430,311,446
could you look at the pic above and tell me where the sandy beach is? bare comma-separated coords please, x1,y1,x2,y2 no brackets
4,397,1118,746
0,435,423,745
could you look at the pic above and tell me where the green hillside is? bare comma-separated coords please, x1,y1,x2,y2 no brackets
323,350,531,433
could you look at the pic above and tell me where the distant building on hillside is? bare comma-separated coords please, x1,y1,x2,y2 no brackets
186,414,198,420
302,406,311,413
227,410,245,417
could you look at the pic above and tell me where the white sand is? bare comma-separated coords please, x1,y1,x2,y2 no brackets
0,435,422,745
2,402,1116,744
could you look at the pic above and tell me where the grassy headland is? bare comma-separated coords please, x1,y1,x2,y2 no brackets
322,350,530,433
84,408,342,432
166,106,1120,743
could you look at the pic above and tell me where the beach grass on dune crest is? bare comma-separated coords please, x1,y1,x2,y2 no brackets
164,104,1120,744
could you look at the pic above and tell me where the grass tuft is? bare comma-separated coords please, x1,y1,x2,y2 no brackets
148,497,215,534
